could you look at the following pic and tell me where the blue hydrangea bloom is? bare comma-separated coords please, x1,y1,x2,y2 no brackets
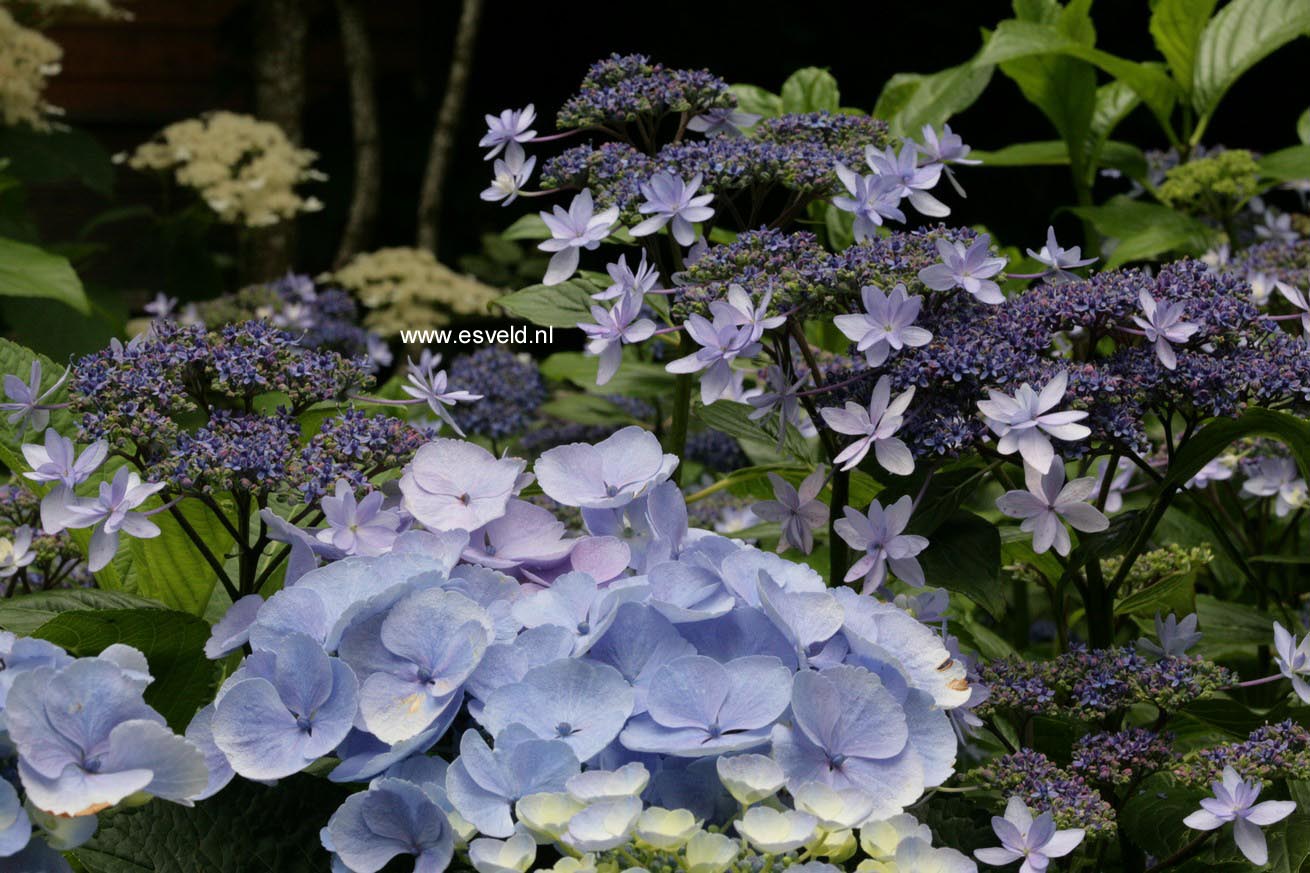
6,657,208,816
511,572,647,655
480,658,634,761
619,655,792,756
210,632,359,780
585,602,695,711
323,776,454,873
446,726,580,838
535,426,678,510
338,588,493,744
0,778,31,858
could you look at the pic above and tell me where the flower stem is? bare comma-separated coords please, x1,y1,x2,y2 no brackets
668,342,693,487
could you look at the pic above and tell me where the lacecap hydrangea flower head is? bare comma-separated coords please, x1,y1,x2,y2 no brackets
328,247,502,333
119,111,325,228
0,7,61,130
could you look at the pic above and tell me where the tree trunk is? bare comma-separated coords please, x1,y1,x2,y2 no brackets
251,0,310,281
416,0,483,253
333,0,381,267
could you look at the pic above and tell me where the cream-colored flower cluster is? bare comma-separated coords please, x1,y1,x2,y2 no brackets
121,111,325,228
329,247,501,332
0,7,61,130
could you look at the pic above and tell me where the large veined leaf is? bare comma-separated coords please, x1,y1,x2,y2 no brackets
1085,80,1146,181
973,139,1147,178
499,213,550,241
729,84,783,119
780,68,841,114
1068,197,1214,267
1163,407,1310,490
1258,145,1310,184
0,237,91,314
0,589,164,635
1149,0,1220,98
539,351,674,398
497,279,597,328
125,498,235,616
693,400,816,464
32,607,214,732
873,58,994,136
916,510,1005,617
1190,0,1310,124
73,774,351,873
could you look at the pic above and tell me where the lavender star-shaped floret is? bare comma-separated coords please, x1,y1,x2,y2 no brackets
832,166,905,242
1026,226,1097,282
539,190,621,286
833,495,928,592
1182,766,1295,866
974,796,1085,873
630,172,715,247
918,234,1008,305
976,371,1089,474
819,375,915,474
833,283,933,366
995,458,1109,556
752,467,829,555
865,143,949,217
1132,289,1201,370
479,104,537,162
578,292,657,386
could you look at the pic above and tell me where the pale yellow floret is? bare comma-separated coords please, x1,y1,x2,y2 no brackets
0,7,61,130
328,247,502,331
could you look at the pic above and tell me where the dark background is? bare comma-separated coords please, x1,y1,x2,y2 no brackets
37,0,1310,288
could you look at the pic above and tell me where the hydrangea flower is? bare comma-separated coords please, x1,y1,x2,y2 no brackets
918,234,1008,304
579,293,657,386
1137,612,1202,659
21,429,107,489
40,466,166,571
1,361,66,433
7,656,208,816
0,525,35,578
619,654,793,756
865,143,949,217
210,632,359,780
481,150,537,206
630,172,715,247
338,587,493,744
976,371,1089,474
751,468,829,555
1026,226,1096,282
716,754,785,806
400,439,526,532
1240,457,1308,517
913,123,979,196
480,104,537,161
832,167,905,241
446,726,580,838
540,190,621,286
469,831,536,873
401,358,483,437
1182,766,1295,866
974,797,1085,873
1273,621,1310,703
833,283,933,366
563,796,643,851
747,365,811,452
688,106,760,137
666,312,762,406
535,426,677,510
995,459,1109,557
709,286,785,344
820,375,915,474
734,806,819,853
1133,289,1201,370
317,480,404,557
323,776,455,873
834,496,928,592
595,251,661,301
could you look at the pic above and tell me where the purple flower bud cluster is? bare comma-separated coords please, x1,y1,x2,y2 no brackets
684,428,749,473
0,482,85,589
1228,239,1310,290
540,142,654,214
517,395,656,456
969,749,1117,835
978,645,1235,719
556,53,735,131
299,410,434,502
1176,720,1310,787
1070,728,1174,785
675,228,831,318
169,409,302,494
446,347,547,441
189,273,381,362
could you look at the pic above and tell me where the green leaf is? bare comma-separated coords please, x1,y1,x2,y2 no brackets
917,511,1005,617
0,589,164,635
1086,81,1148,181
123,499,234,615
1195,593,1277,652
1068,197,1214,267
1190,0,1310,122
500,213,551,241
1299,107,1310,144
1258,145,1310,183
1180,696,1272,738
537,393,645,427
1120,774,1210,859
497,279,595,328
1150,0,1220,97
1114,567,1195,616
973,140,1076,166
693,401,815,464
0,125,115,196
1163,408,1310,490
73,774,350,873
780,68,841,114
0,336,75,473
729,84,783,119
0,236,90,314
32,608,214,732
873,59,995,136
539,351,674,398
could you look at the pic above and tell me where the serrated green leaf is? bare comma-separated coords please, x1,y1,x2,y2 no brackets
1190,0,1310,123
1195,593,1277,652
125,499,234,615
780,68,841,114
1259,145,1310,184
73,774,351,873
1121,774,1210,859
537,393,644,426
1069,197,1214,267
539,351,673,398
0,236,89,314
693,401,815,464
0,589,164,635
917,510,1005,617
729,84,783,119
1114,568,1195,616
1150,0,1220,97
496,280,595,328
500,213,550,241
873,59,994,136
32,608,214,732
